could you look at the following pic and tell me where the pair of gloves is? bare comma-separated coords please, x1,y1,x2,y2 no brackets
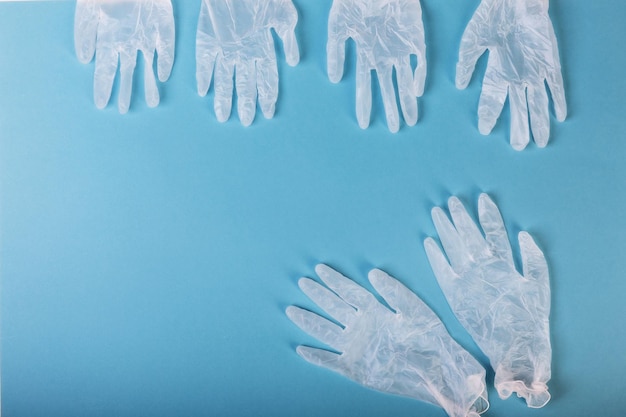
328,0,567,148
74,0,299,125
288,194,552,417
75,0,567,149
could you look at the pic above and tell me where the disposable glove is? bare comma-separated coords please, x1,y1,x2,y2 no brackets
287,264,489,417
196,0,300,126
456,0,567,150
327,0,427,133
424,194,552,408
74,0,175,114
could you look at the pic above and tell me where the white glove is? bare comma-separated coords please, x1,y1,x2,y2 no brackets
196,0,300,126
456,0,567,150
287,264,489,417
74,0,175,114
424,194,552,408
327,0,427,133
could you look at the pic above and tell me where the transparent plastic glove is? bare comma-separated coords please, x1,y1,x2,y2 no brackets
196,0,300,126
327,0,427,133
74,0,175,114
287,264,489,417
424,194,552,408
456,0,567,150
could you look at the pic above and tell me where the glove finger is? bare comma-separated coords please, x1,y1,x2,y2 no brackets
327,38,346,83
355,50,372,129
547,24,567,122
299,277,354,326
257,56,279,119
410,20,427,97
327,7,347,83
74,0,99,63
295,346,344,374
509,85,531,151
448,196,488,256
368,269,437,324
155,0,175,81
477,193,514,266
315,264,375,310
235,60,258,127
477,69,508,135
142,51,160,108
376,64,400,133
431,207,470,271
547,70,567,123
279,29,300,67
527,83,550,148
213,55,234,123
519,232,549,290
197,49,218,97
196,1,219,96
117,49,138,114
268,0,299,66
423,237,459,295
456,20,487,89
413,51,427,98
93,46,118,110
286,306,344,351
395,57,418,127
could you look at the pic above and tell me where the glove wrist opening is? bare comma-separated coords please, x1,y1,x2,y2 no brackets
496,380,550,408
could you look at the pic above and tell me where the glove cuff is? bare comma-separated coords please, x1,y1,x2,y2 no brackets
495,379,551,408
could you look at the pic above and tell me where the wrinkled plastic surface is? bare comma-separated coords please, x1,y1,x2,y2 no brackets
287,264,489,417
327,0,427,133
196,0,300,126
424,194,552,408
74,0,175,114
456,0,567,150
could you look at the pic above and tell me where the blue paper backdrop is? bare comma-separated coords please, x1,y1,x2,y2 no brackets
1,1,625,416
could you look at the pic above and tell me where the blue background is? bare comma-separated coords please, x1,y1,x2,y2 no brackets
1,1,625,416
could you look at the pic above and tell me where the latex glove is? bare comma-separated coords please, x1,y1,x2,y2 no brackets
424,194,552,408
327,0,427,133
456,0,567,150
74,0,175,114
196,0,300,126
287,264,489,417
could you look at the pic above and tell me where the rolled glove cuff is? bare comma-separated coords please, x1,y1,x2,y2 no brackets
496,379,551,408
